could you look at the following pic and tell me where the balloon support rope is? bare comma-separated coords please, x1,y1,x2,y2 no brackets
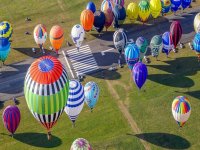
47,131,52,140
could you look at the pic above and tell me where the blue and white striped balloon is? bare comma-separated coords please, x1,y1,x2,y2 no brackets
193,33,200,53
84,81,99,111
65,80,84,124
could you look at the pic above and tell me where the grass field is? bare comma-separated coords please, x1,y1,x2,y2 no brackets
0,0,199,64
0,44,200,149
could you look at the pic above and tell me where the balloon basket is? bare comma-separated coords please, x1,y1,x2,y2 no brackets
72,122,75,128
47,131,52,140
90,108,93,113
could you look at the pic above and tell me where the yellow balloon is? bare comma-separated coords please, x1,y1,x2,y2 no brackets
194,13,200,33
150,0,161,19
138,0,151,22
127,2,139,23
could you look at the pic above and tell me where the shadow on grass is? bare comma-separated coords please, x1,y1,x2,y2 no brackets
14,132,62,148
133,133,190,149
0,101,4,110
175,90,200,99
88,69,121,80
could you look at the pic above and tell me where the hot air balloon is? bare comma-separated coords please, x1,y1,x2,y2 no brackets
136,37,148,61
113,4,126,28
124,43,140,70
193,33,200,60
0,21,13,40
2,105,20,136
71,138,92,150
170,21,182,49
84,81,99,111
138,0,151,23
171,0,181,13
93,11,106,35
71,24,85,51
86,1,96,13
33,24,47,52
150,0,162,19
126,2,139,23
80,9,94,32
24,56,69,140
172,96,191,127
113,28,128,54
0,38,11,64
101,0,115,12
194,13,200,33
162,31,173,56
150,35,163,59
132,62,148,89
113,0,124,7
49,25,64,54
65,80,84,126
104,8,114,31
161,0,171,15
181,0,191,10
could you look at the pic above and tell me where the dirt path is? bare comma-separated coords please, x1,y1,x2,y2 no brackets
57,0,65,11
106,80,151,150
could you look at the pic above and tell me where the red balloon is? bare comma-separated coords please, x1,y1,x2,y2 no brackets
170,21,182,49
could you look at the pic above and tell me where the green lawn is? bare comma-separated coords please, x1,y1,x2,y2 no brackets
0,45,200,149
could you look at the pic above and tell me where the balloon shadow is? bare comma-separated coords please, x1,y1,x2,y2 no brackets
175,90,200,99
133,133,190,149
0,101,4,110
148,74,194,88
148,57,200,76
14,132,62,148
13,47,57,58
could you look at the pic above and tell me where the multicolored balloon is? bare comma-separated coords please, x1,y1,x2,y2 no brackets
170,21,182,49
84,81,99,111
126,2,139,23
172,96,191,127
33,24,47,49
71,24,85,50
113,0,124,7
86,1,96,13
49,25,64,54
104,8,114,30
150,35,163,58
132,62,148,89
181,0,191,10
71,138,92,150
138,0,151,23
0,21,13,40
113,28,128,54
0,38,11,63
161,0,171,15
136,37,148,61
65,80,84,125
113,4,126,28
2,105,20,135
101,0,115,12
194,13,200,33
24,56,69,138
150,0,162,19
94,11,106,34
162,31,173,56
124,43,140,70
171,0,181,12
80,9,94,32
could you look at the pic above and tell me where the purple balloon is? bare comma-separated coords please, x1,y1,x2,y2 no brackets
132,62,148,89
2,105,21,135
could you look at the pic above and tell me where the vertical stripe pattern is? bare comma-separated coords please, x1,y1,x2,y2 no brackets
170,21,182,48
172,96,191,127
2,105,20,134
193,33,200,53
24,56,69,131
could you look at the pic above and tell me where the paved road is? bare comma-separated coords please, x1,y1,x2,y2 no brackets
0,7,199,101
